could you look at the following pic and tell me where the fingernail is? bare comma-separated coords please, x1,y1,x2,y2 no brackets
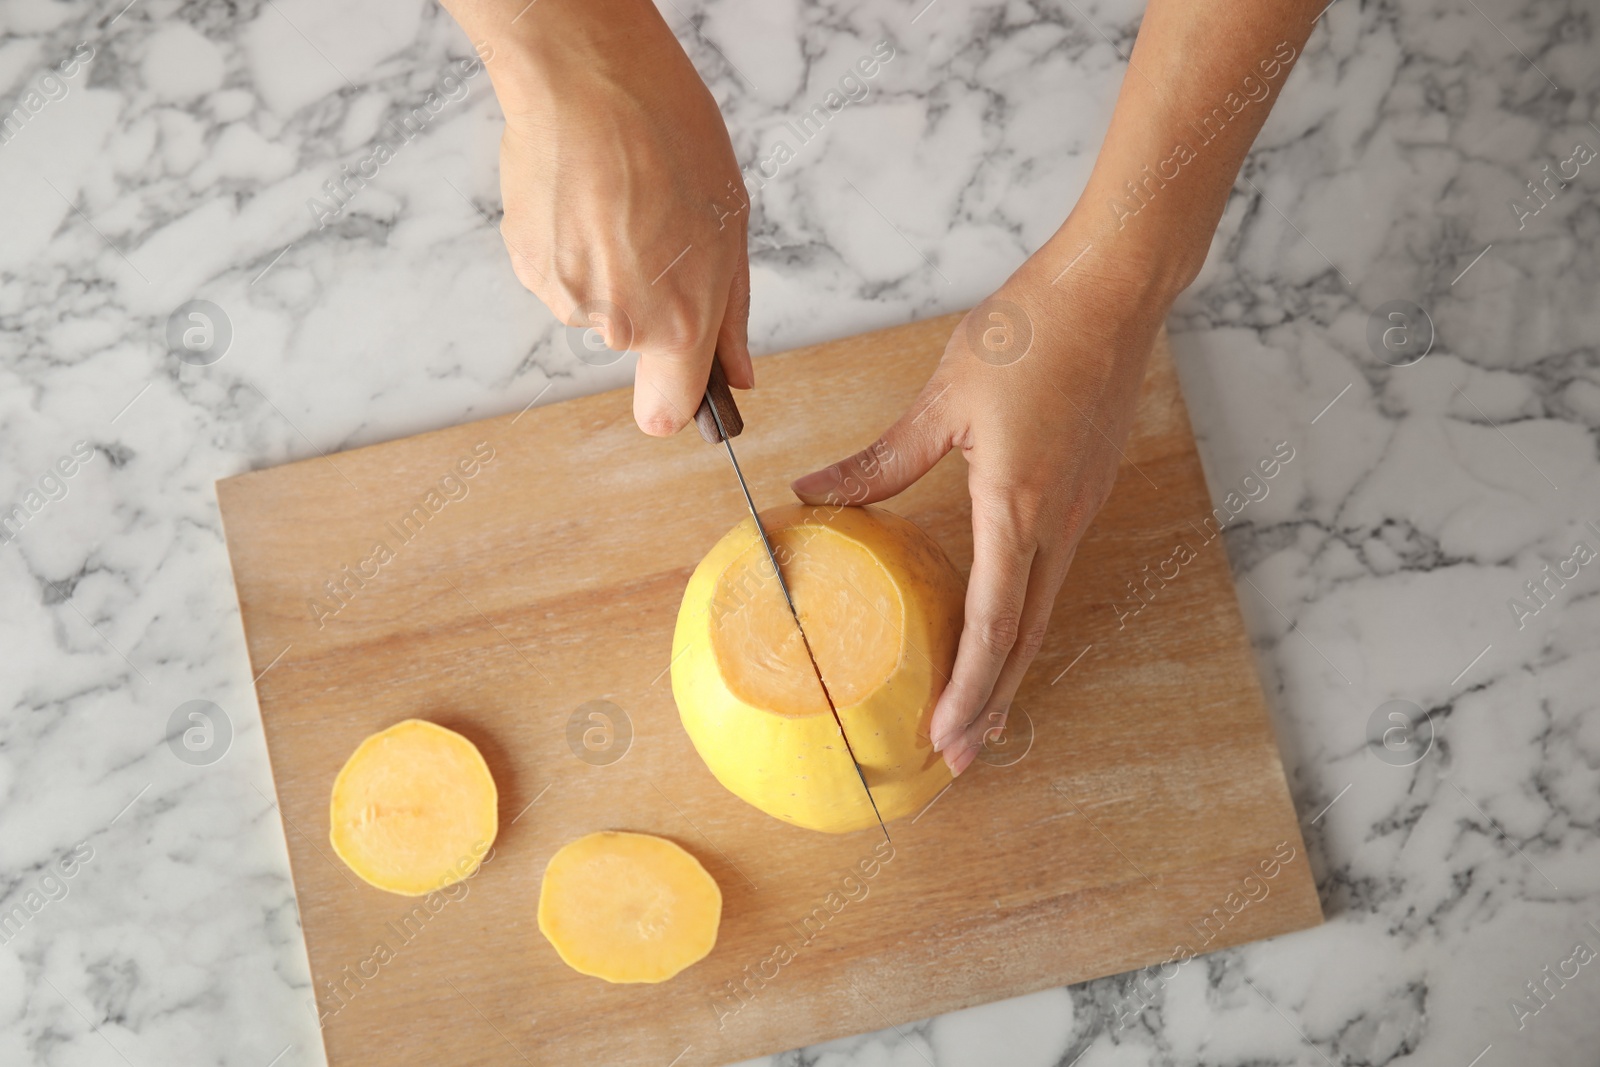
948,744,977,777
790,466,840,499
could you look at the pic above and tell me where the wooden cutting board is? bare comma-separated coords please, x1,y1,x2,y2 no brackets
217,313,1320,1067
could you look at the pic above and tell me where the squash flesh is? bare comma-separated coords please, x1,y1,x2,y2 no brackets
710,529,901,713
537,831,722,983
329,719,498,896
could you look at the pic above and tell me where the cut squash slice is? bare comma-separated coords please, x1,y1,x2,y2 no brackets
329,719,498,896
538,831,722,983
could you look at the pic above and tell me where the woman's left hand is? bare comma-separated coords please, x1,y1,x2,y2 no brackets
790,229,1179,775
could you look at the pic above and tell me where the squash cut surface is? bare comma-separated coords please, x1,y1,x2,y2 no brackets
710,526,902,714
329,719,498,896
537,831,722,983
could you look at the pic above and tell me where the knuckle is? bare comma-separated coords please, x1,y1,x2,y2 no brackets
1060,483,1113,542
974,491,1042,542
505,253,542,295
974,611,1022,655
853,437,898,483
642,308,712,358
1014,621,1049,661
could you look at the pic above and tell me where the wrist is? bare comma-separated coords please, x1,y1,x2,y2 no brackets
984,206,1191,381
1071,188,1210,304
1018,210,1195,328
455,0,683,123
1056,138,1252,307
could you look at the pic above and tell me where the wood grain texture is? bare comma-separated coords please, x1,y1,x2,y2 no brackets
216,312,1321,1067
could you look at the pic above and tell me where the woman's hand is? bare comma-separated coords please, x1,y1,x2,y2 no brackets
484,1,752,435
788,0,1315,778
790,229,1181,776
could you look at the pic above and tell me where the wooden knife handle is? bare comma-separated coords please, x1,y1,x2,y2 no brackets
694,356,744,444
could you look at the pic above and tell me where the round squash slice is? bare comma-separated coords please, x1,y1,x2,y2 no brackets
537,831,722,983
671,503,964,833
329,719,498,896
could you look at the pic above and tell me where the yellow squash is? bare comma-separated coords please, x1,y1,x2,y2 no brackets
671,503,964,833
538,831,722,983
329,719,498,895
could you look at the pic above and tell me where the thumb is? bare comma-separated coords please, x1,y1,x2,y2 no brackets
791,377,955,506
633,341,716,437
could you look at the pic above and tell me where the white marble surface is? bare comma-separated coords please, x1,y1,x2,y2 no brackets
1,0,1596,1063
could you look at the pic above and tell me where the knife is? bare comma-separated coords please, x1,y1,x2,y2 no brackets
695,356,891,841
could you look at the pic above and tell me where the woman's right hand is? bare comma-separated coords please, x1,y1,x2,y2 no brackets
481,0,753,435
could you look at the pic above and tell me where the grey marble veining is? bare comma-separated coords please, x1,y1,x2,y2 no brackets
0,0,1596,1063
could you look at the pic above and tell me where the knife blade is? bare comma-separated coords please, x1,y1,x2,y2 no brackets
695,357,890,841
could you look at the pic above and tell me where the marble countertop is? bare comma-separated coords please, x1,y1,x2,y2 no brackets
2,0,1597,1063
